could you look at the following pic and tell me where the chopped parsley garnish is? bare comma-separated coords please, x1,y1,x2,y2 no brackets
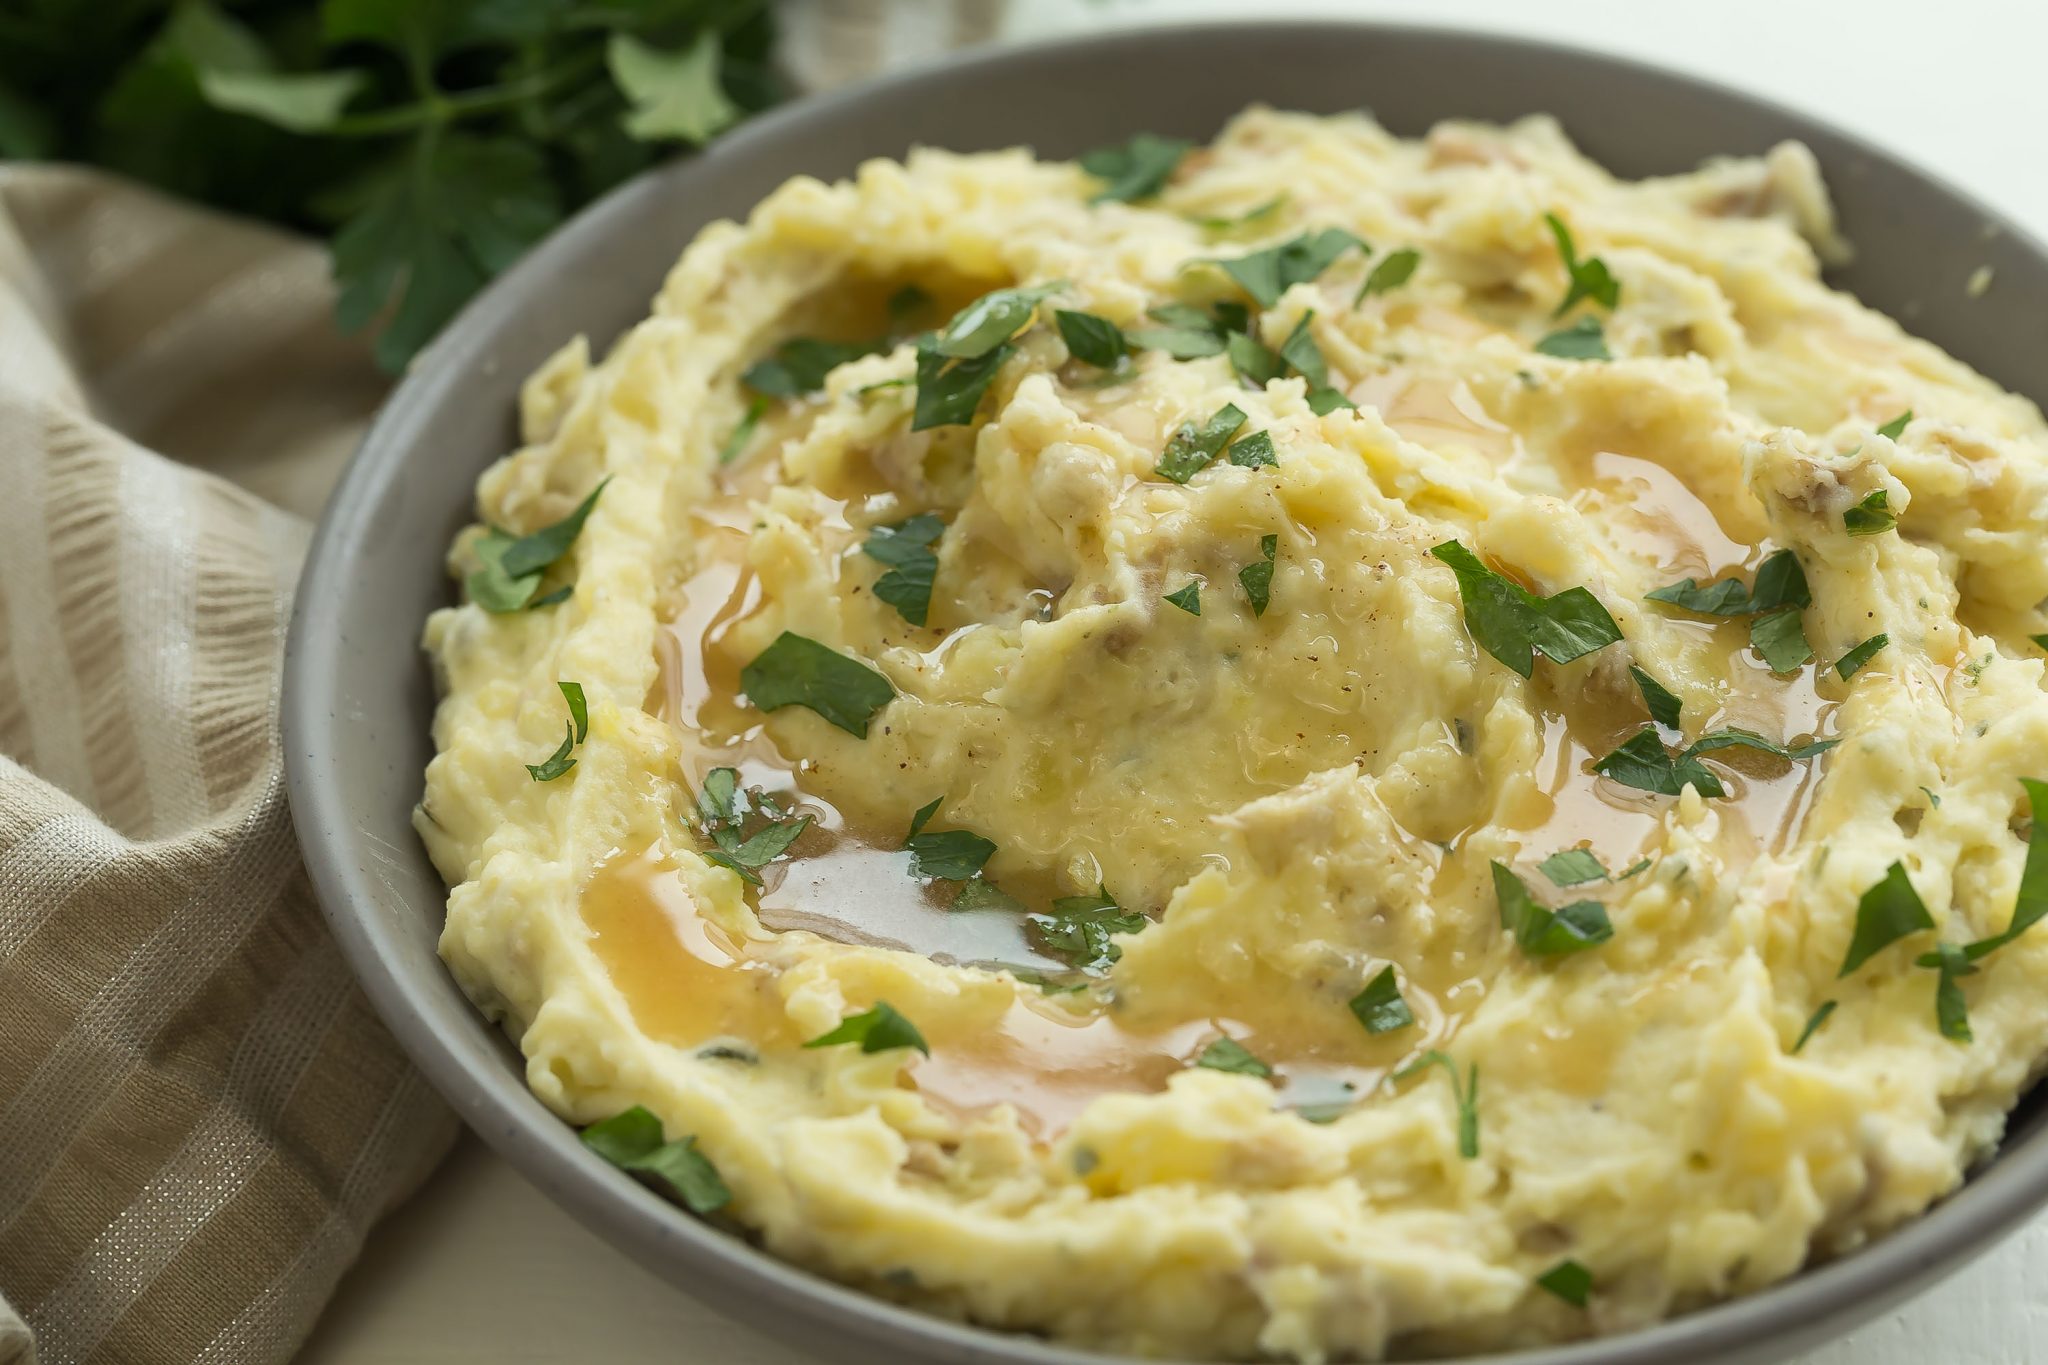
1618,858,1652,879
469,477,611,612
1838,861,1934,977
1127,302,1239,359
1227,331,1284,386
1538,848,1608,888
1239,534,1278,617
580,1106,730,1214
1027,886,1144,972
1544,213,1620,315
1493,861,1612,957
1054,309,1129,369
739,631,895,738
1536,1260,1593,1308
1844,488,1896,536
935,281,1065,359
693,766,811,885
1791,1000,1837,1055
1348,965,1415,1034
912,340,1012,430
803,1001,929,1056
1164,581,1202,616
1876,410,1913,440
1430,540,1622,679
1079,132,1191,203
742,338,878,397
1307,386,1357,415
1922,942,1977,1043
1354,248,1421,303
1392,1050,1479,1158
1750,608,1814,673
1215,228,1365,308
1630,665,1683,729
863,514,944,628
1227,431,1277,468
526,681,590,782
718,398,767,465
1834,633,1890,680
1157,403,1248,483
953,877,1026,912
1647,548,1809,618
1533,315,1610,360
903,799,996,881
1195,1036,1272,1078
1593,726,1836,799
1191,196,1287,231
1278,312,1329,387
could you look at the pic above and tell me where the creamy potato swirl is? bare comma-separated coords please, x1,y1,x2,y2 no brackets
420,108,2048,1361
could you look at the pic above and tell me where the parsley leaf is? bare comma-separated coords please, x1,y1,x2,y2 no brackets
863,514,944,628
1227,431,1277,469
1157,403,1248,483
1055,310,1128,368
1196,1037,1272,1078
1240,534,1278,617
1354,248,1421,303
1277,312,1329,388
1630,665,1683,729
1537,1260,1593,1308
1750,608,1814,673
1844,489,1896,536
1792,1000,1837,1054
526,721,577,782
698,768,740,826
1594,726,1834,799
1647,548,1809,617
1920,942,1977,1042
803,1001,929,1055
739,631,895,738
1227,331,1285,386
1127,302,1232,359
1876,410,1913,440
580,1106,730,1214
936,281,1065,359
1533,315,1611,360
1839,861,1935,976
558,680,588,743
953,877,1026,912
1947,777,2048,959
608,31,738,144
905,813,996,880
1545,213,1620,315
1164,582,1202,616
1430,541,1622,678
1348,965,1415,1034
912,340,1014,430
693,767,811,884
743,338,877,397
1191,196,1287,231
1391,1050,1480,1158
1079,132,1191,203
1215,228,1365,308
1538,848,1608,887
718,398,767,465
469,477,610,611
1834,633,1890,680
1307,386,1357,415
1493,861,1612,957
1027,887,1144,972
1684,729,1838,763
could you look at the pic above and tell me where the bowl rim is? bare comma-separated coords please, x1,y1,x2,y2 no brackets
285,17,2048,1365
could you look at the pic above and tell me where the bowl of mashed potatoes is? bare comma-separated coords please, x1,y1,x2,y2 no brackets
284,21,2048,1365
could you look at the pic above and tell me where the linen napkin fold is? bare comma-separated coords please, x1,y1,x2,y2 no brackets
0,166,451,1365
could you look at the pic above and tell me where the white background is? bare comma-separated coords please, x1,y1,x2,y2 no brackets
298,2,2048,1361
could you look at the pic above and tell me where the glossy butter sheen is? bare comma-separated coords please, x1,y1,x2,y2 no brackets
418,108,2048,1361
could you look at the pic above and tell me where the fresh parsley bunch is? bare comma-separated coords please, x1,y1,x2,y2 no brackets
0,0,779,370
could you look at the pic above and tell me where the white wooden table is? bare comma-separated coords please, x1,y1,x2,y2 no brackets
299,1,2048,1359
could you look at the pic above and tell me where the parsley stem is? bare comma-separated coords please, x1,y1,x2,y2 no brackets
326,52,605,139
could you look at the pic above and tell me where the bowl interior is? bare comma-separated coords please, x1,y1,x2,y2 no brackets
285,21,2048,1365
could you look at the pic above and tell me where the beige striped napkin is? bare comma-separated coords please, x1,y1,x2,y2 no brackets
0,5,1009,1363
0,167,451,1365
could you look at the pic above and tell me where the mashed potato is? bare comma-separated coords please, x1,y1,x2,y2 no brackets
418,108,2048,1361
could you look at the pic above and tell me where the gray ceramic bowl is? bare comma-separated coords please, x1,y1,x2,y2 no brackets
284,20,2048,1365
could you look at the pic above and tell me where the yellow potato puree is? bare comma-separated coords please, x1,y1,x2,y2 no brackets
419,108,2048,1361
